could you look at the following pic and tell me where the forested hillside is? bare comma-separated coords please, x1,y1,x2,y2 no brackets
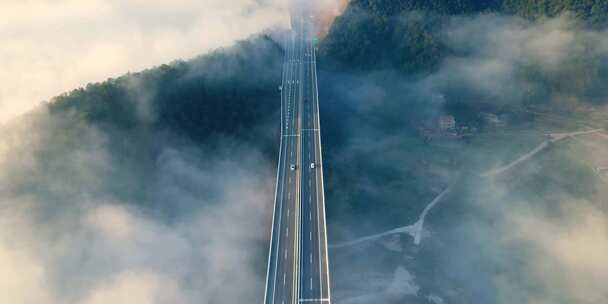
22,35,284,215
49,35,282,150
5,2,607,303
504,0,608,24
321,0,608,73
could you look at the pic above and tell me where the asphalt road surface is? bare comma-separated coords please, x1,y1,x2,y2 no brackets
264,11,331,304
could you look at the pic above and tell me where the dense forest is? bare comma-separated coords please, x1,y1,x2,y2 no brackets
321,0,608,73
37,0,608,214
49,35,283,152
504,0,608,23
44,0,608,139
46,0,608,138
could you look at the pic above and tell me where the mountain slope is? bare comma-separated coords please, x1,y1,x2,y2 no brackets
49,35,282,147
321,0,608,73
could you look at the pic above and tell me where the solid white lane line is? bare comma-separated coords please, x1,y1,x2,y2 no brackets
268,35,299,302
310,277,313,290
287,227,289,237
283,273,286,286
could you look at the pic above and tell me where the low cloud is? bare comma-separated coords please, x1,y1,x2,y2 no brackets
0,109,275,303
423,14,608,107
504,201,608,303
0,0,290,123
320,11,608,304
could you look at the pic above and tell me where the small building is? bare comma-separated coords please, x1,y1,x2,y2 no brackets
438,115,456,131
416,115,462,141
482,113,506,128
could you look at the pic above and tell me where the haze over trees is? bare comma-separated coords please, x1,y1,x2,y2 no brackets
322,0,608,73
2,1,608,303
49,36,282,148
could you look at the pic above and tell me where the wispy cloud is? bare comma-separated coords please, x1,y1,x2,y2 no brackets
321,12,608,303
0,105,275,303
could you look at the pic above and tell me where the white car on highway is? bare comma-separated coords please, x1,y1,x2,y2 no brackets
310,163,315,169
290,164,296,171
